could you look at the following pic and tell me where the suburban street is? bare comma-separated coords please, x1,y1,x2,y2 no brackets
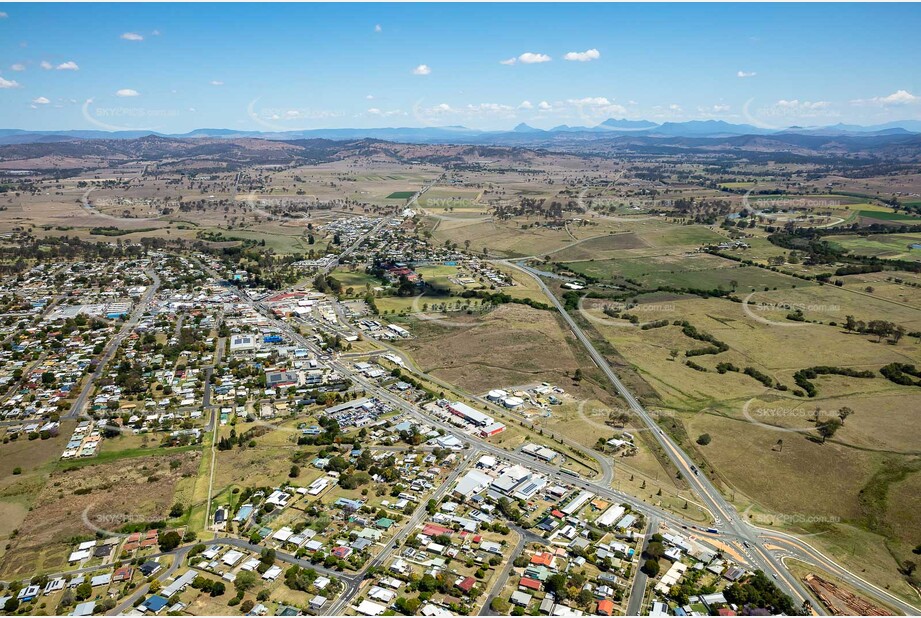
64,269,161,421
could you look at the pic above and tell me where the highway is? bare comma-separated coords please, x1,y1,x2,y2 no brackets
501,259,822,612
501,258,921,616
207,258,920,616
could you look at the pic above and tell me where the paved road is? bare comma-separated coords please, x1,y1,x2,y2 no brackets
321,182,432,276
108,543,191,615
205,261,921,615
626,516,657,616
501,259,823,612
481,524,547,616
327,446,479,615
362,336,614,486
65,269,161,421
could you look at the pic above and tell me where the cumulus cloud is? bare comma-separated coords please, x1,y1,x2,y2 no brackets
32,96,50,104
737,70,756,78
56,61,79,70
499,57,517,66
0,76,21,89
0,11,7,18
116,88,140,97
210,80,224,86
11,63,25,71
564,48,600,62
412,64,431,75
538,101,552,111
669,103,683,112
851,89,919,106
374,24,382,32
121,32,144,41
776,99,829,110
40,61,52,70
518,100,533,110
517,52,551,64
367,107,403,118
567,96,628,116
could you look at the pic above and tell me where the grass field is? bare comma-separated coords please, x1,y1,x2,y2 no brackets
566,253,803,291
858,209,921,222
395,304,584,394
826,233,921,262
386,191,416,199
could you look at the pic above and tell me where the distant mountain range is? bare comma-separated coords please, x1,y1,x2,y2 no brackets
2,118,920,146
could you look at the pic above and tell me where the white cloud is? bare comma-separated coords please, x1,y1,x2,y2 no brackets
116,88,140,97
851,89,919,106
40,60,52,70
669,104,683,112
538,101,552,111
374,24,382,32
737,70,756,78
518,52,551,64
564,48,600,62
151,29,161,36
11,63,25,71
0,12,7,18
366,94,374,100
210,80,224,86
56,61,79,71
367,107,403,118
776,99,829,110
499,57,517,66
412,64,431,75
121,32,144,41
32,96,50,104
0,76,21,89
518,100,533,110
566,97,628,117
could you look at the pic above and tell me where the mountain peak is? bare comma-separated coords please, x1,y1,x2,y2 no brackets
599,118,659,130
513,123,542,133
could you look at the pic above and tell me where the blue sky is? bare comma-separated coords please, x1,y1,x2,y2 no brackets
1,3,920,132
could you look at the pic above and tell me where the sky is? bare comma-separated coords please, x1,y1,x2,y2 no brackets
1,3,920,133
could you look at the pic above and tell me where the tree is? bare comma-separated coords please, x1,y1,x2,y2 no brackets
289,465,300,478
490,598,510,613
241,600,255,613
234,570,257,593
641,559,660,577
159,530,182,552
4,597,19,613
867,320,893,342
696,433,712,446
837,406,853,425
75,582,93,601
816,418,842,443
395,597,421,614
169,503,184,518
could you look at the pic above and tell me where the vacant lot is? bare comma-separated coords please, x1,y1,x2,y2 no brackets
0,450,200,579
396,304,583,393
